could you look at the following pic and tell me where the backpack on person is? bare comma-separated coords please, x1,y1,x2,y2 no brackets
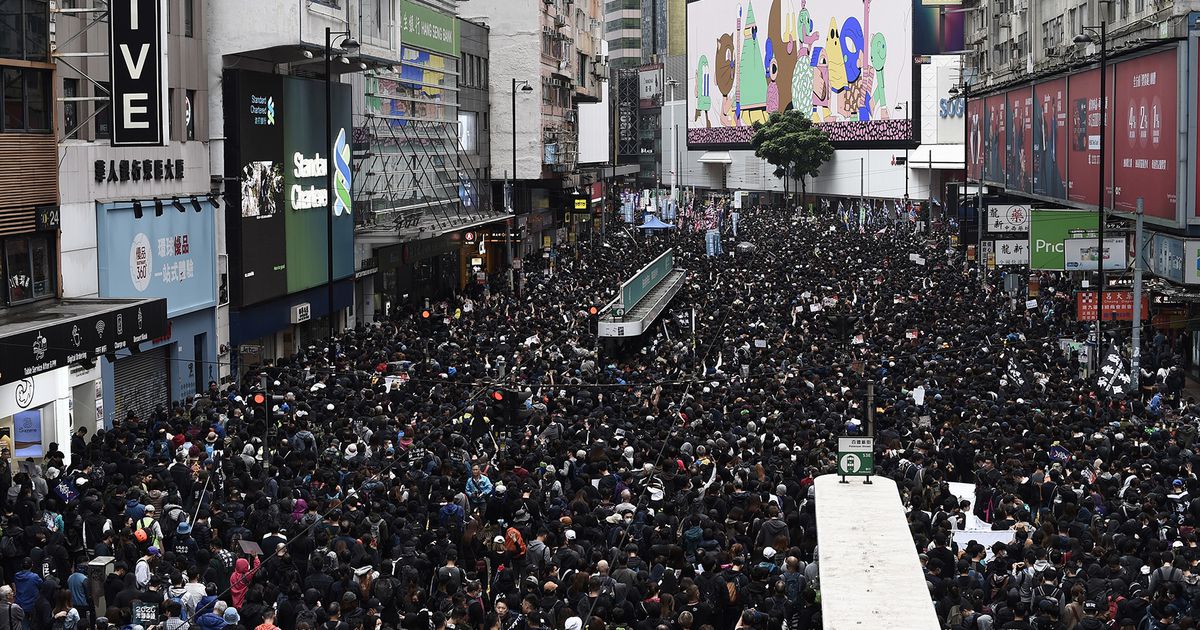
683,525,703,561
1032,584,1062,614
295,606,319,630
716,572,746,609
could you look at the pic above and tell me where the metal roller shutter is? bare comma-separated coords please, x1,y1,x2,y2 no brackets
112,347,170,424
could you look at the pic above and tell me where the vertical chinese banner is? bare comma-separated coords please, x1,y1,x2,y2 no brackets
967,98,985,181
984,94,1007,185
1032,78,1068,199
1066,65,1115,207
1112,48,1178,219
1006,87,1033,193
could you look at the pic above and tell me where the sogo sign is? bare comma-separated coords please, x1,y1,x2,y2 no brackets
109,0,168,146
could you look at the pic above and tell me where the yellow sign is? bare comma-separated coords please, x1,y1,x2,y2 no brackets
542,235,552,249
574,199,588,210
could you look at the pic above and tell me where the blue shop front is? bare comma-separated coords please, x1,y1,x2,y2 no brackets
96,199,219,427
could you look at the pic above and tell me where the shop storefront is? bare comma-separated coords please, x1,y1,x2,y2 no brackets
231,281,354,371
376,235,462,309
95,200,219,425
0,298,169,460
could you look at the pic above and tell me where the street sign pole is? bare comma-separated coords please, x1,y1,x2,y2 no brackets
837,436,875,484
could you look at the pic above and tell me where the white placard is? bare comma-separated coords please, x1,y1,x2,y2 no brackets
1026,299,1038,309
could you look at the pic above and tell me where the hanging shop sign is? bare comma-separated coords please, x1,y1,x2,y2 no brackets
109,0,168,146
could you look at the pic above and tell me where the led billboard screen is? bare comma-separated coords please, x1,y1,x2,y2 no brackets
686,0,914,147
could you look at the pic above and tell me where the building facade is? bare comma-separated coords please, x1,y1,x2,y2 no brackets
459,0,607,273
56,0,219,428
0,0,170,452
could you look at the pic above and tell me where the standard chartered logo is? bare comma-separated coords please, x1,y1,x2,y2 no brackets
333,128,352,217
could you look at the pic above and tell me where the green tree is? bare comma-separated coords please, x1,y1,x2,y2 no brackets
750,110,835,207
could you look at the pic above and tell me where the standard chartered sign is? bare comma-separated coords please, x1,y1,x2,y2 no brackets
1029,210,1097,270
291,151,328,210
289,128,352,215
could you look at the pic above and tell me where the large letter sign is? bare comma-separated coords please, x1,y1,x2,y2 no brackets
109,0,167,146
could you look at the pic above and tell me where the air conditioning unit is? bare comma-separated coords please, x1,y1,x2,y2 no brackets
554,14,567,29
592,61,610,77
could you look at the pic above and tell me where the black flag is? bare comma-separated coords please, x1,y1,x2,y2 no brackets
1096,345,1131,395
1002,352,1027,389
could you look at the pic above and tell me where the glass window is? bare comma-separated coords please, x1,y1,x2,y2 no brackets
21,0,46,61
0,0,20,58
29,236,48,298
4,235,52,303
184,0,193,37
458,111,477,153
186,89,196,140
63,78,78,139
5,238,30,302
167,0,172,33
24,69,46,130
3,69,22,130
95,81,110,139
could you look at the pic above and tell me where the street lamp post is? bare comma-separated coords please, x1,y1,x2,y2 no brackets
509,79,533,293
666,79,678,202
950,77,982,283
1076,13,1108,363
894,101,910,199
325,27,360,341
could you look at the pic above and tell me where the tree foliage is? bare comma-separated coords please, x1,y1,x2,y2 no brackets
750,110,835,204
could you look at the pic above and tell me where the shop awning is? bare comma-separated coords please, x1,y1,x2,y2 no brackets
907,145,965,170
0,298,168,386
698,151,734,165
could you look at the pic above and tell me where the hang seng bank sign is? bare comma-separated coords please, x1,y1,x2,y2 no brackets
109,0,168,146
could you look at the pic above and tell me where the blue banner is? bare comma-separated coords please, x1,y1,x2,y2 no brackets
97,200,217,317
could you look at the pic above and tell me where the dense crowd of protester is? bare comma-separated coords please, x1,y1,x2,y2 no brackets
0,203,1194,630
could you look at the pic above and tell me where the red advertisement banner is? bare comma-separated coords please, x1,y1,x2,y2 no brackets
1075,290,1149,321
984,94,1006,184
1006,87,1034,193
1112,49,1177,219
1066,66,1112,207
1032,78,1068,199
967,98,984,181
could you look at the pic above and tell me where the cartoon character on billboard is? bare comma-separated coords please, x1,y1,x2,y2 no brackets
715,33,737,126
766,0,798,113
836,16,873,121
735,2,769,125
694,54,713,127
825,18,848,116
790,4,820,118
870,33,888,118
810,46,831,122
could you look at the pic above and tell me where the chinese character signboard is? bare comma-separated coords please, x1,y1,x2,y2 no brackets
994,239,1029,266
97,200,216,317
987,204,1030,232
1075,291,1149,321
399,0,459,56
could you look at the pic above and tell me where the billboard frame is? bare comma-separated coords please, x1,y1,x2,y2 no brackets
683,0,922,151
966,42,1188,230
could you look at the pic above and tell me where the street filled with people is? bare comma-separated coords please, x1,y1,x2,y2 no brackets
2,203,1196,630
